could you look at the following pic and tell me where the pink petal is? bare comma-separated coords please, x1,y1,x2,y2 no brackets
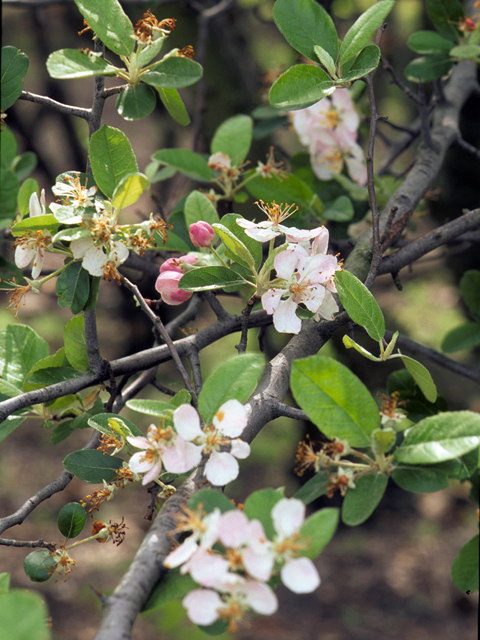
315,289,338,320
242,546,274,582
272,498,305,539
273,247,299,280
189,551,230,587
205,450,239,486
230,439,250,459
173,404,203,440
243,580,278,615
142,460,163,485
213,399,247,438
261,288,284,315
164,537,199,568
217,510,250,547
280,557,320,593
15,244,35,270
183,589,222,626
161,437,203,474
126,435,150,450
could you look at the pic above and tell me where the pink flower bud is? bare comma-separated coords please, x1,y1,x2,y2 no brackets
160,254,198,274
155,270,192,305
189,221,215,248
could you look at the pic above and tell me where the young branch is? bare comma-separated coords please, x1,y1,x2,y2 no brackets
0,538,56,551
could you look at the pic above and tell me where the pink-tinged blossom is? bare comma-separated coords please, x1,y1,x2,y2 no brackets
14,191,51,279
189,221,215,247
172,401,250,485
51,173,97,207
160,254,198,274
183,579,278,631
262,247,338,333
236,201,323,243
310,133,367,185
164,507,221,570
155,270,192,305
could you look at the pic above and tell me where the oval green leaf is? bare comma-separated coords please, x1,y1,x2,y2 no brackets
111,172,148,209
460,270,480,322
300,507,339,557
441,322,480,353
142,57,203,89
407,30,454,54
56,264,90,317
341,473,388,526
451,534,479,593
269,64,335,111
157,87,191,126
63,449,123,483
1,46,29,111
57,502,87,539
211,115,253,165
125,399,173,418
290,355,380,447
399,355,437,402
152,148,215,182
116,84,156,121
23,550,55,583
179,266,248,292
335,269,385,341
46,49,118,79
89,125,138,198
184,190,220,229
74,0,134,57
394,411,480,465
404,54,453,83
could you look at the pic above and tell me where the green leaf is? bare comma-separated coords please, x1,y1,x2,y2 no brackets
0,325,49,386
0,169,19,216
170,389,192,408
293,470,330,505
451,534,479,593
1,126,18,167
179,266,248,292
25,366,82,390
337,44,381,83
125,399,173,418
335,270,385,341
395,411,480,465
211,115,253,165
157,87,191,126
188,488,236,514
219,214,262,271
342,473,388,526
399,355,437,402
64,315,89,371
426,0,464,42
111,172,148,209
407,30,454,54
46,49,118,79
89,125,138,198
152,149,215,182
460,270,480,322
245,172,323,217
300,508,339,558
198,353,265,424
452,44,480,60
116,84,156,121
0,590,52,640
243,488,284,540
0,573,10,595
142,569,197,612
142,57,203,89
1,46,29,111
56,262,90,315
404,55,453,83
323,195,354,221
392,461,460,493
338,1,395,67
290,355,380,447
184,191,220,230
314,45,336,78
74,0,134,56
269,65,335,111
273,0,338,62
11,214,59,236
23,550,55,583
12,152,37,182
213,223,256,271
342,335,380,361
441,322,480,352
88,413,142,438
57,502,87,539
0,415,27,443
63,449,123,483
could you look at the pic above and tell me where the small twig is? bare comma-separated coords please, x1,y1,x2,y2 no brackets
202,291,230,320
382,57,422,105
272,403,308,421
151,379,176,397
235,295,259,353
187,345,203,395
19,91,90,119
456,137,480,159
418,82,434,149
0,538,56,551
84,309,104,376
384,330,480,384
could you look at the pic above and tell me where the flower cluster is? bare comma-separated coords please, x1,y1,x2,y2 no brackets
290,89,367,185
165,498,320,630
238,200,341,333
127,400,249,486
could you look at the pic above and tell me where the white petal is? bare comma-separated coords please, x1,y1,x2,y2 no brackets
315,289,338,321
30,247,45,280
108,240,129,265
15,243,35,270
189,551,230,587
273,297,301,334
173,404,203,441
71,237,94,259
230,439,250,459
213,399,247,438
205,450,239,486
262,288,284,315
242,546,274,582
243,580,278,615
29,192,42,217
183,589,222,626
82,246,107,277
142,460,163,485
126,435,150,449
161,438,202,474
217,510,249,548
273,247,299,280
281,557,320,593
164,537,199,568
272,498,305,539
128,451,152,474
244,226,280,242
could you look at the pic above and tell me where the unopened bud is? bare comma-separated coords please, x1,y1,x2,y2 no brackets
189,221,215,248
